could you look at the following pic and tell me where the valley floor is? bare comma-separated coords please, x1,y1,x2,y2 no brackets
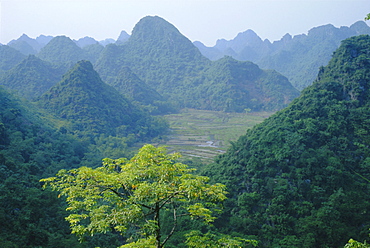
160,108,274,161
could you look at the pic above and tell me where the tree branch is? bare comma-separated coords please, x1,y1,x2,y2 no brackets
161,205,177,247
158,191,185,209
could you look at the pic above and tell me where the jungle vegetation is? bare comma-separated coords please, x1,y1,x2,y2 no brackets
0,16,370,247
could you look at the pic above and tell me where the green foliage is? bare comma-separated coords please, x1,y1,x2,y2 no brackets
95,16,297,113
0,86,89,247
197,56,299,112
37,36,89,72
0,84,151,247
109,66,175,114
0,45,26,73
185,230,258,248
202,35,370,247
0,55,63,100
82,43,104,64
345,239,370,248
41,144,227,247
38,60,168,139
8,39,37,55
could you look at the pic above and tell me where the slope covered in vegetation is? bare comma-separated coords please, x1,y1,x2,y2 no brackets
0,45,26,74
203,35,370,247
37,36,90,72
0,61,169,247
95,16,299,112
197,56,298,112
0,85,87,247
38,60,168,139
0,55,63,100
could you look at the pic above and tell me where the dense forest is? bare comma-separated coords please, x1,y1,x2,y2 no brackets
203,35,370,247
1,15,370,247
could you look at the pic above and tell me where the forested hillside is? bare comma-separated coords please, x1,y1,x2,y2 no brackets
202,35,370,247
0,55,63,100
36,36,91,74
0,45,25,73
108,66,174,114
3,16,298,113
95,16,299,112
0,85,86,247
2,15,370,248
198,56,298,112
37,60,165,138
0,61,169,247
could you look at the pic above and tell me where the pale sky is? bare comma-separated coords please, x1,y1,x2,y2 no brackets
0,0,369,46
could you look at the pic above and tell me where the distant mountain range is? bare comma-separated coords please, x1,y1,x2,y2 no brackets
194,21,370,90
5,19,369,92
1,16,299,113
6,31,130,53
94,16,299,112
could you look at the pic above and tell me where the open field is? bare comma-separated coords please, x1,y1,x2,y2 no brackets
160,109,274,161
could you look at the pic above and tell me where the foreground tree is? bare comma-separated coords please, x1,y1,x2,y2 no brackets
41,144,228,248
344,239,370,248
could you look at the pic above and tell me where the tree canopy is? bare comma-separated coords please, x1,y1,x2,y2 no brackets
202,35,370,247
41,144,228,248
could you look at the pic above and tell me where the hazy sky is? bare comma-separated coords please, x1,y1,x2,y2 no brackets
1,0,369,46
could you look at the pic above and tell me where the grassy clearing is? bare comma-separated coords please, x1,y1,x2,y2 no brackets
159,109,273,161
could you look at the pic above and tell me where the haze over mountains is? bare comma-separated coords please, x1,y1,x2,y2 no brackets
0,16,300,113
195,21,370,90
2,15,370,247
4,18,370,93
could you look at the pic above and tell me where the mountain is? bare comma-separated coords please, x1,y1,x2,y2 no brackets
203,35,370,247
37,60,166,138
96,16,209,91
195,56,299,112
215,29,271,62
35,35,54,47
6,34,54,55
196,21,370,91
193,41,223,61
96,16,298,112
109,66,174,114
0,45,26,73
74,36,99,48
8,34,41,54
82,43,104,64
0,85,85,247
37,36,89,69
0,55,63,100
99,38,115,46
0,60,168,247
8,40,37,55
116,30,130,44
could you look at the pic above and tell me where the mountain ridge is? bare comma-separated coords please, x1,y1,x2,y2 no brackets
194,21,370,90
0,55,63,100
95,15,298,112
38,60,148,136
202,34,370,247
